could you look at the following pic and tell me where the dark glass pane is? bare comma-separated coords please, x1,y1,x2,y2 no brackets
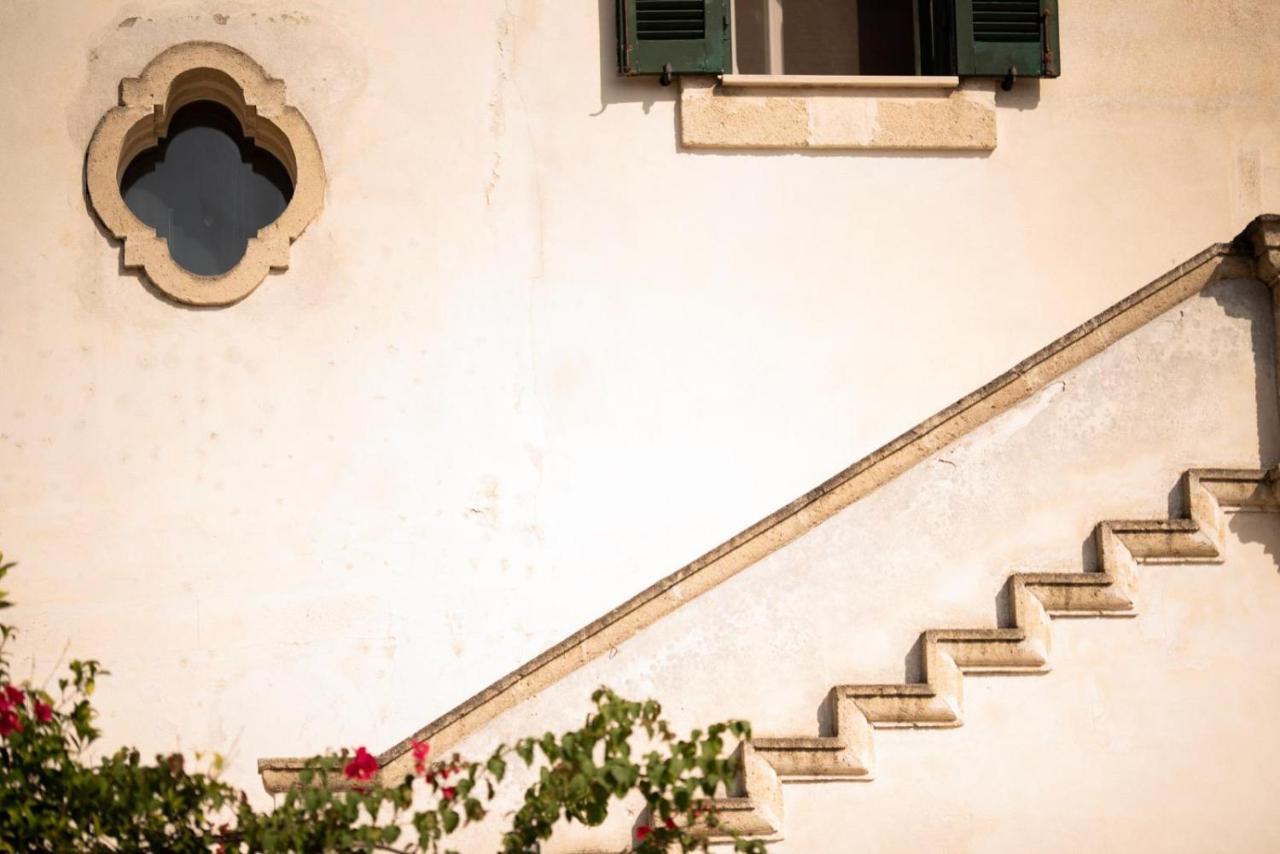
782,0,859,75
734,0,770,73
120,101,293,277
858,0,917,75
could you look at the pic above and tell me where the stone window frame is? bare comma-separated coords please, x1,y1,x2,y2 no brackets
86,41,325,306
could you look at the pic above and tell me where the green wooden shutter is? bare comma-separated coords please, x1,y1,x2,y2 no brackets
617,0,730,77
954,0,1059,80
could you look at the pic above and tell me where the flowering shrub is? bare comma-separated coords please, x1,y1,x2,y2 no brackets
0,553,766,853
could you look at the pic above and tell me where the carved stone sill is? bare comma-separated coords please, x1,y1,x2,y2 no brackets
720,74,961,90
86,42,325,306
679,75,996,152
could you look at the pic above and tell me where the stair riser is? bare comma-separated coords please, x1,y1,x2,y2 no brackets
940,640,1048,671
852,695,961,726
1029,583,1133,614
1116,531,1221,560
755,749,872,778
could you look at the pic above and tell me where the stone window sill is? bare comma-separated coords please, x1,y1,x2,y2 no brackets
679,75,996,152
720,74,960,90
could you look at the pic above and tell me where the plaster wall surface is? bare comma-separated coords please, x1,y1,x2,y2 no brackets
0,0,1278,816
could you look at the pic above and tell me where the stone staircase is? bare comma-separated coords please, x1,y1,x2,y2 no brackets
706,467,1280,839
259,217,1280,844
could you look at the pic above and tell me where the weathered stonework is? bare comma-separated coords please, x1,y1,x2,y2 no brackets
678,75,997,151
1247,214,1280,287
85,41,324,306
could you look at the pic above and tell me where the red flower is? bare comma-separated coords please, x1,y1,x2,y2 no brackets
0,709,22,737
34,702,53,724
635,826,651,841
441,786,457,801
665,818,676,830
343,747,378,782
3,685,23,707
411,739,430,774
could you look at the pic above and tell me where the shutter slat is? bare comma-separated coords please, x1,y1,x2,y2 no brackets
636,0,705,41
972,0,1041,42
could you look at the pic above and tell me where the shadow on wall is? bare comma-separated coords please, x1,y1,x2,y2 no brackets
1206,275,1280,566
1205,277,1280,470
1229,512,1280,571
993,77,1041,111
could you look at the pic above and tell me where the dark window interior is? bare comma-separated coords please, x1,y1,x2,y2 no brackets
734,0,771,74
120,101,293,277
858,1,917,75
783,0,860,75
732,0,955,76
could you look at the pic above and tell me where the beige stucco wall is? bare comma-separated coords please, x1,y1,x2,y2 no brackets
1,0,1279,842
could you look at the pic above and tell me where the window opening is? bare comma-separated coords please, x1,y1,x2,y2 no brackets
617,0,1058,84
120,100,293,277
733,0,924,75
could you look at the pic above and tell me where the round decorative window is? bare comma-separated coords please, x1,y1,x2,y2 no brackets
86,43,324,306
120,100,294,277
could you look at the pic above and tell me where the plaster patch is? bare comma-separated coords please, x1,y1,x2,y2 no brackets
944,381,1068,463
808,95,878,147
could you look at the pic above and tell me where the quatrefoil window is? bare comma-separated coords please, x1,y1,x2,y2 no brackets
86,42,325,306
121,100,294,277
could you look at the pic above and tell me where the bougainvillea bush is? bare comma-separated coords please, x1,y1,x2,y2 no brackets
0,553,766,853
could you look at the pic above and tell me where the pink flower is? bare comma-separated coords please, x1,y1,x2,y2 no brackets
441,786,457,802
0,709,22,737
34,702,53,724
411,739,430,774
2,685,22,707
343,747,378,782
